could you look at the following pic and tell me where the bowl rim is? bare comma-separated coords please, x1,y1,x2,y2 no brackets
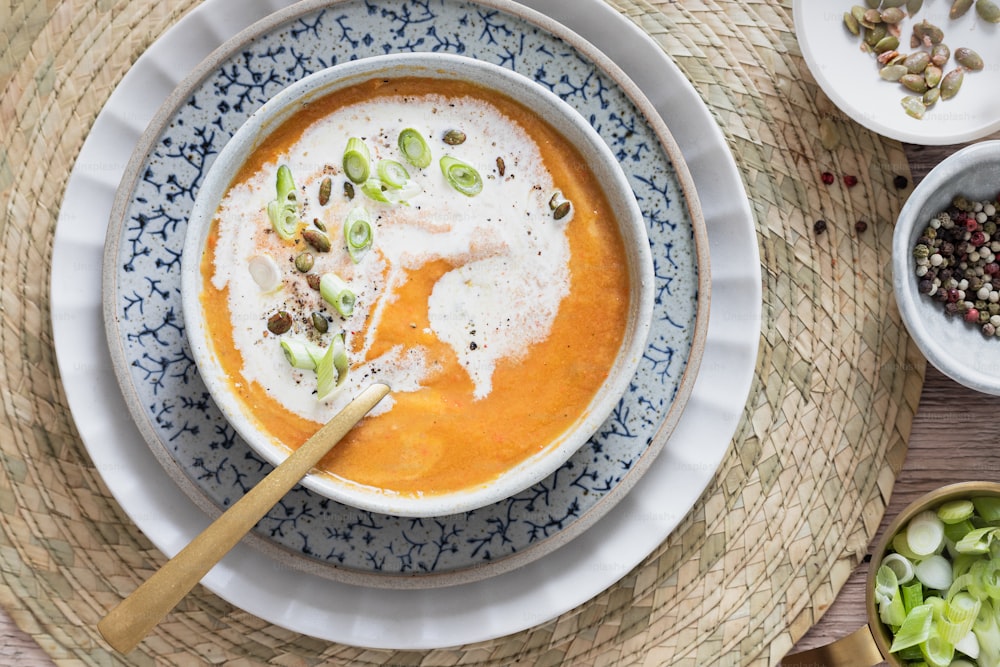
180,51,658,516
892,139,1000,396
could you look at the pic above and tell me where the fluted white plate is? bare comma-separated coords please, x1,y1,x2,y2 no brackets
52,0,760,649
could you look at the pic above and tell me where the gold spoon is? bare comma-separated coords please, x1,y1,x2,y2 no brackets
97,382,391,653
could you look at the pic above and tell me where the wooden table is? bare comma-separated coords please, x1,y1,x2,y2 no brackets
3,142,996,664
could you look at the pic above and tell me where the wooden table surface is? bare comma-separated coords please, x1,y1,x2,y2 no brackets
4,140,997,664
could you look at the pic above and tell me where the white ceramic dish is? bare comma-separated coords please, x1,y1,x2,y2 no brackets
181,52,655,518
52,0,760,649
893,140,1000,395
794,0,1000,145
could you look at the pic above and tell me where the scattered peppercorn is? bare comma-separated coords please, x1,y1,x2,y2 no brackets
855,219,868,234
843,174,858,188
821,171,835,185
814,219,828,234
894,175,909,190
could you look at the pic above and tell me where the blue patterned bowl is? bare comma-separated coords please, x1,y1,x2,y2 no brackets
181,52,654,517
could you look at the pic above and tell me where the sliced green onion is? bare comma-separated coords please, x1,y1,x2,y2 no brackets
440,155,483,196
974,497,1000,523
247,254,282,292
280,338,323,370
315,332,348,401
955,630,980,660
266,165,299,240
377,159,410,189
908,510,947,556
942,593,981,643
902,581,924,614
343,137,371,184
891,604,934,652
956,527,1000,555
361,178,390,203
916,554,954,591
398,128,431,168
884,553,916,585
940,500,976,524
343,206,373,263
319,273,356,318
919,631,955,667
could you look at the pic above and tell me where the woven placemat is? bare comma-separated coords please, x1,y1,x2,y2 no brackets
0,0,924,664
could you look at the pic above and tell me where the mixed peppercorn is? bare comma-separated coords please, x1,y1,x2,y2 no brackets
913,194,1000,337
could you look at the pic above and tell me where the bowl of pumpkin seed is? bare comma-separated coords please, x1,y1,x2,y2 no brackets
793,0,1000,145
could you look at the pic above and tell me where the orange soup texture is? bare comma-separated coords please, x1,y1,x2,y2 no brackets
201,76,631,498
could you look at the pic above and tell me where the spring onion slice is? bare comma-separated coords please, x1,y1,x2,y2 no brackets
319,273,356,318
280,338,322,370
891,604,935,652
919,632,955,667
884,553,916,585
248,254,282,292
939,500,976,524
376,159,410,189
908,510,947,556
916,554,954,591
266,165,299,240
314,332,348,401
343,206,373,263
439,155,483,196
974,497,1000,523
398,128,431,168
902,581,924,613
343,137,371,184
360,178,390,203
956,527,1000,555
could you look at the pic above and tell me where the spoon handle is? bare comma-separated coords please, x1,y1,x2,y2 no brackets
97,383,390,654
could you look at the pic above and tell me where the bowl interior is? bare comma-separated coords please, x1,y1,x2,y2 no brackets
181,53,654,517
893,141,1000,395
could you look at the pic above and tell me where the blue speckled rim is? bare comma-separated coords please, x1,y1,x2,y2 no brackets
102,0,710,589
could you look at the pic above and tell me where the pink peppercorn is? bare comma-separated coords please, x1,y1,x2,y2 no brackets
947,288,961,303
972,231,987,247
987,263,1000,276
966,308,980,323
843,174,858,187
966,218,980,232
821,171,835,185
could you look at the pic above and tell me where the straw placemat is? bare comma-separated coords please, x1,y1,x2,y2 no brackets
0,0,923,664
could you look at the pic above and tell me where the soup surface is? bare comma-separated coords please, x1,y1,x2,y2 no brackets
201,76,631,497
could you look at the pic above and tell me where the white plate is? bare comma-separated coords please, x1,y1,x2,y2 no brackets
52,0,760,649
794,1,1000,145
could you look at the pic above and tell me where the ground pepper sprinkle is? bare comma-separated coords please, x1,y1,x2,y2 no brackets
913,194,1000,338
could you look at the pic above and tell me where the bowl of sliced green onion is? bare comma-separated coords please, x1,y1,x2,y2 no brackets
784,481,1000,667
179,52,660,517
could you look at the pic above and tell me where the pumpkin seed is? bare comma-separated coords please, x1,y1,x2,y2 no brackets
864,0,879,7
882,0,908,7
881,7,905,23
907,0,924,13
301,229,332,253
443,129,467,145
924,64,943,88
553,201,572,221
951,0,975,18
294,252,314,273
879,64,909,82
863,8,883,24
955,47,985,71
311,312,329,334
977,0,1000,22
904,51,931,74
913,20,944,45
900,73,930,93
940,68,965,99
344,181,355,200
865,24,887,46
930,44,951,68
844,11,861,35
852,5,868,24
267,311,293,335
313,217,327,232
901,96,927,119
875,35,900,54
496,156,506,176
922,87,941,107
318,177,332,206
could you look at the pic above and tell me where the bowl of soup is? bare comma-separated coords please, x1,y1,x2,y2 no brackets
181,52,655,517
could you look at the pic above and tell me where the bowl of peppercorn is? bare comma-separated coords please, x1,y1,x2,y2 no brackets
893,140,1000,395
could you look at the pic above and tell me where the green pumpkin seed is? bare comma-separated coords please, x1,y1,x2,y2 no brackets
922,87,941,107
904,52,931,74
864,0,879,7
301,229,332,253
900,73,929,93
852,5,868,23
311,312,329,334
863,8,883,24
865,24,887,46
881,0,908,7
924,64,943,88
875,35,900,54
343,181,355,200
880,64,909,82
267,311,293,335
914,20,944,45
977,0,1000,22
940,68,965,99
901,96,927,120
318,177,332,206
844,11,861,35
881,7,905,23
294,252,314,273
930,44,950,68
443,129,467,145
951,0,975,18
955,47,985,71
907,0,924,13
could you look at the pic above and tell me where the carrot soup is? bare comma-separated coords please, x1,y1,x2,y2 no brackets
200,76,632,498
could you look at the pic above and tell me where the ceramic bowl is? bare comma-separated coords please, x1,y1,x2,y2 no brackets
892,140,1000,395
181,52,655,517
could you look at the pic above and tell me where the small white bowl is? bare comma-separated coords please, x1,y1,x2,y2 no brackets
181,53,655,516
893,140,1000,395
